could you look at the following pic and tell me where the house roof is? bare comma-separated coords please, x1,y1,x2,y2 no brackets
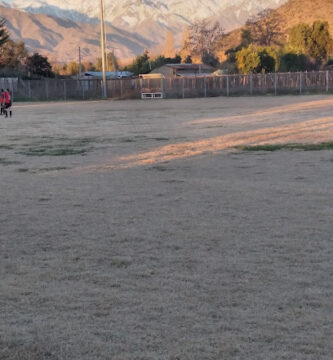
139,73,165,79
83,71,134,78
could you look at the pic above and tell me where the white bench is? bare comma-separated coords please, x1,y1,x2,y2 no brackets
141,92,164,99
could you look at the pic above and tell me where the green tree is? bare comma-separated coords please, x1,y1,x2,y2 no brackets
288,23,312,54
287,21,332,63
26,53,53,77
258,48,276,73
0,18,9,48
125,50,151,75
264,46,280,71
66,61,81,76
308,21,332,62
236,46,260,73
96,52,119,72
240,28,253,48
202,52,219,67
279,53,312,72
150,55,166,69
164,54,181,64
139,54,182,72
184,55,192,64
236,45,276,73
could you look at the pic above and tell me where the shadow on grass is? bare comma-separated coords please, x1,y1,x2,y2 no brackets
236,142,333,152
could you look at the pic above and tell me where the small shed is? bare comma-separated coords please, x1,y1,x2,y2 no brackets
150,64,215,77
139,73,165,99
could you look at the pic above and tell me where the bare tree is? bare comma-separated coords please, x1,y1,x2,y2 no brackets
183,20,224,61
246,9,282,46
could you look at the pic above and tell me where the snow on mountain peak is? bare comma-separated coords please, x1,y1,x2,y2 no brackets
7,0,287,30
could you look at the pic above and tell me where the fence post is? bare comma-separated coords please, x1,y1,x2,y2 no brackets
120,78,123,99
161,77,164,98
63,81,67,101
299,72,302,94
28,80,32,100
226,75,229,97
274,72,277,96
45,80,49,100
326,70,329,92
250,74,253,95
204,76,207,97
139,78,143,99
10,81,14,103
182,77,185,99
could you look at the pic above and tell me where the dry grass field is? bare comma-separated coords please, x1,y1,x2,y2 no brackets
0,95,332,360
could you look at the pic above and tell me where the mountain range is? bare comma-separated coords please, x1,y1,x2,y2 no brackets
0,0,291,62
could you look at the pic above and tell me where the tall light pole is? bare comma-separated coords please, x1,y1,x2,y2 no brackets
100,0,107,98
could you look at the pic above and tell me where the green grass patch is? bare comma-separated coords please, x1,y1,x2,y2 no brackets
153,137,169,141
150,165,169,172
17,166,70,173
38,166,69,172
237,142,333,152
20,146,87,156
120,137,137,143
149,164,176,172
0,158,21,165
18,138,93,157
0,144,14,150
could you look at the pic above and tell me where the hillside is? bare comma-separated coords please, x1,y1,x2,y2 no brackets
217,0,333,59
0,6,152,62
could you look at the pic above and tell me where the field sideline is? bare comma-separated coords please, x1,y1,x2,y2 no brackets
0,95,332,359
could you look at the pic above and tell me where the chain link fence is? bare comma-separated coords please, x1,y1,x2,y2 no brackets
4,70,333,102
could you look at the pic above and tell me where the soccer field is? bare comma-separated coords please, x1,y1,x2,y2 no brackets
1,96,332,359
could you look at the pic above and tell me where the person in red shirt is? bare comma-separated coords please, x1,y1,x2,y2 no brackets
4,89,12,118
0,89,5,115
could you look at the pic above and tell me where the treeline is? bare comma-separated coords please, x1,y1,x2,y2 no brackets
122,12,333,75
53,53,120,76
221,10,333,74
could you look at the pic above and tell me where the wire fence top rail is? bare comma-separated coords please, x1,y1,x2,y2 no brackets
3,70,333,102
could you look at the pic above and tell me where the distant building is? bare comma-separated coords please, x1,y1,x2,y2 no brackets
150,64,215,77
81,71,134,79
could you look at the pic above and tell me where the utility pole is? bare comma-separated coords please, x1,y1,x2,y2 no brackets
111,49,118,76
100,0,107,98
78,46,82,78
